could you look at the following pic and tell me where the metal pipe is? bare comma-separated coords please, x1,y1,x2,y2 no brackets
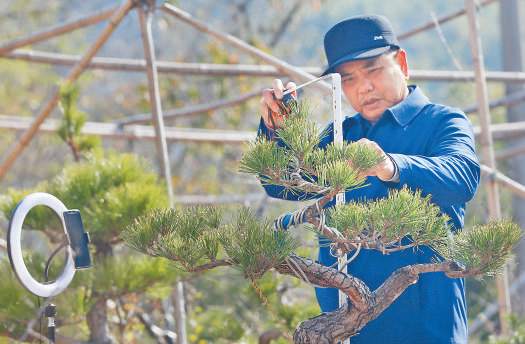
465,0,510,333
137,5,174,206
0,6,117,56
481,164,525,199
7,49,525,82
0,115,256,143
138,4,187,344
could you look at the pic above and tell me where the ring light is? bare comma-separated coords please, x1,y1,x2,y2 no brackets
7,192,75,298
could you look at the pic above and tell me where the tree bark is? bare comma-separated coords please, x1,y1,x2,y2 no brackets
276,256,464,343
86,297,115,344
276,255,372,311
259,329,283,344
86,244,115,344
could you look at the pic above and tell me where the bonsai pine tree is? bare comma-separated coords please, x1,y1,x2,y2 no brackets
123,101,521,344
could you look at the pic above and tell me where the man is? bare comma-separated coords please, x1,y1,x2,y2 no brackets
258,15,480,344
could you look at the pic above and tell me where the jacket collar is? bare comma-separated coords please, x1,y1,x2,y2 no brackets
386,85,430,126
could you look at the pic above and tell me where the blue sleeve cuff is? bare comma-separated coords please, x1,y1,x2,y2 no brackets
388,153,411,185
382,153,400,183
257,117,276,140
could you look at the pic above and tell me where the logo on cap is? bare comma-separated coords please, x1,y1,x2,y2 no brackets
373,35,384,40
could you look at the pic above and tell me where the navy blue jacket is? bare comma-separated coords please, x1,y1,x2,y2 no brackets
258,86,480,344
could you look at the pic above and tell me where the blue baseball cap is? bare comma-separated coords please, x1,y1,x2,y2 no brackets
322,15,400,75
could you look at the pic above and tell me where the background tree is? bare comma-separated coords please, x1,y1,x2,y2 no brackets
0,88,180,342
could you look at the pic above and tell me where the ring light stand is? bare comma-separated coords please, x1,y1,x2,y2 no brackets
7,192,91,343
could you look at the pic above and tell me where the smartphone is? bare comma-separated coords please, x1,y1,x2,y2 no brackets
63,210,92,269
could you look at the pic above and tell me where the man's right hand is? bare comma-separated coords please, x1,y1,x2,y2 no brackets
260,79,297,130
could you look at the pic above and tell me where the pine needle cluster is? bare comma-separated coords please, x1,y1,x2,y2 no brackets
275,102,322,159
305,142,384,173
58,84,101,157
238,138,290,183
122,206,222,271
327,188,521,276
316,160,363,192
239,101,382,194
220,208,298,280
439,220,522,276
306,143,384,191
326,202,368,239
328,188,449,249
123,207,298,280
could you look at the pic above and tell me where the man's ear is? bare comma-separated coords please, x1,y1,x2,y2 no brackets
396,49,409,80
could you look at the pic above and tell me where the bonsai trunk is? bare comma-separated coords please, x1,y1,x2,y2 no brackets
276,255,465,344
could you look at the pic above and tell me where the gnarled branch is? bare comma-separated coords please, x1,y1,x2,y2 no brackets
275,255,372,311
288,260,467,344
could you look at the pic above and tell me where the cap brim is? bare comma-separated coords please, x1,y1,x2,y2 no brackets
322,46,391,76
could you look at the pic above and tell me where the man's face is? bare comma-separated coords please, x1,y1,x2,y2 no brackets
336,49,409,123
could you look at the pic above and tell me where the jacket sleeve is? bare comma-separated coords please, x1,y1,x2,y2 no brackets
388,112,480,206
256,118,333,201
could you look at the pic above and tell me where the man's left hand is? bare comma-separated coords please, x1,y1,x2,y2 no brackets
353,138,395,181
